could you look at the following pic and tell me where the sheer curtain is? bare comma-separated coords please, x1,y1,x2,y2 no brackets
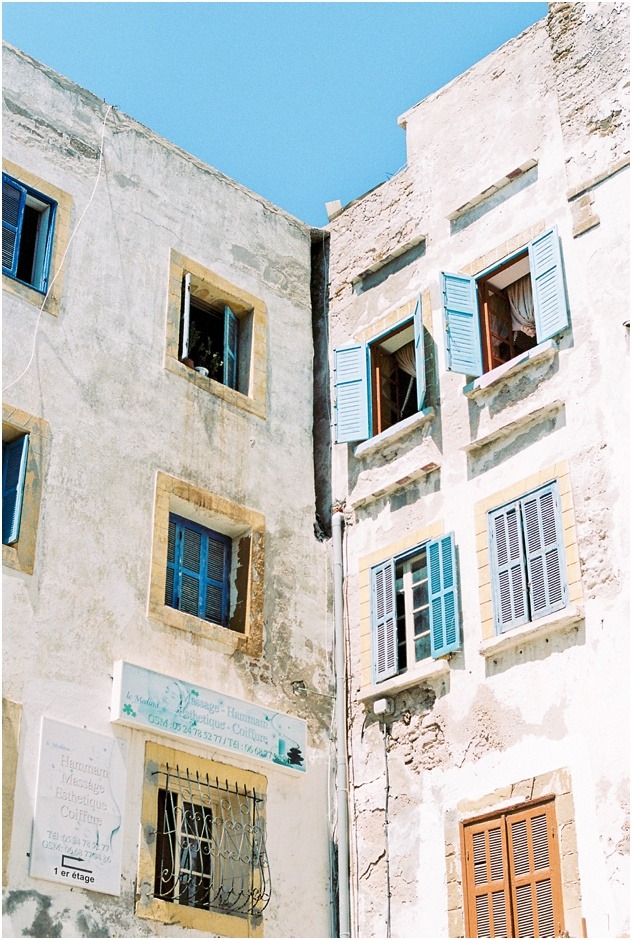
507,274,535,337
395,341,416,376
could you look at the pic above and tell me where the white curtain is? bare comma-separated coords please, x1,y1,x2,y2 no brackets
395,341,416,377
507,274,536,337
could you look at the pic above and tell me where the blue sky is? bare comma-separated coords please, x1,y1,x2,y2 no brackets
3,2,547,226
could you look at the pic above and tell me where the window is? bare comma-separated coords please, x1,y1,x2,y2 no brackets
442,227,569,378
461,798,565,937
165,514,231,627
180,273,243,390
138,742,269,935
370,533,460,683
2,406,49,575
488,481,567,633
333,295,426,443
2,433,28,546
2,173,56,293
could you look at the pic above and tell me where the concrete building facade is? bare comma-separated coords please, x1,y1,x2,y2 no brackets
328,3,629,938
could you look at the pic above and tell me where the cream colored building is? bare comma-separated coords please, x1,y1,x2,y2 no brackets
328,3,629,938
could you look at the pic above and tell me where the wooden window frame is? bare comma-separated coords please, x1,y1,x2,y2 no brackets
369,320,417,436
477,250,531,374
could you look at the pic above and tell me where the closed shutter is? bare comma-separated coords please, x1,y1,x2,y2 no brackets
427,533,461,656
489,503,530,632
180,273,191,360
413,294,426,410
441,272,483,377
2,175,26,277
179,524,204,617
165,517,177,606
507,802,564,938
205,532,230,625
223,305,239,390
371,557,398,682
463,817,512,938
529,228,569,342
333,343,369,443
520,483,567,619
2,435,29,545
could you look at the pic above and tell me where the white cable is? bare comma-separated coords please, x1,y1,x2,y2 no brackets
3,103,113,393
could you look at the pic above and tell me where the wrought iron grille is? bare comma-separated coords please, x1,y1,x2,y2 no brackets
153,763,271,917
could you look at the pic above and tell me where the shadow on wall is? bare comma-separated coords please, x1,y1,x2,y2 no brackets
484,618,586,679
450,165,539,235
467,405,567,480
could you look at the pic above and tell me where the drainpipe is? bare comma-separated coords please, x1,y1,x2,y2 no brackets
333,508,351,938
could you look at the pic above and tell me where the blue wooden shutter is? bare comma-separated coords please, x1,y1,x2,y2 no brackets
165,516,177,606
2,175,26,277
520,483,567,619
180,273,191,360
428,533,461,656
489,502,530,632
371,558,398,682
333,343,369,443
529,227,569,342
223,305,238,389
2,435,29,545
205,531,231,626
413,294,426,410
178,523,204,617
441,272,483,377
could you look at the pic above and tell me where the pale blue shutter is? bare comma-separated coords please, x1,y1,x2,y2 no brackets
489,502,529,632
371,558,398,682
428,533,461,656
413,295,426,410
441,272,483,377
529,227,569,342
520,483,567,619
333,343,369,443
2,435,29,545
2,175,25,277
223,305,238,389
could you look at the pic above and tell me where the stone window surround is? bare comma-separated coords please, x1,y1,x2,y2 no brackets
148,471,265,658
2,158,73,317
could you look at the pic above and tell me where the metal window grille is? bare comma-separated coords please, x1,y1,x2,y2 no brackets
153,763,271,917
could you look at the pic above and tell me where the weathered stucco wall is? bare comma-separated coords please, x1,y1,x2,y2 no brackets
2,44,332,938
329,6,629,938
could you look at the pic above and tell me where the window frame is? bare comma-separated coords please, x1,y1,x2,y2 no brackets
2,172,57,294
2,406,49,575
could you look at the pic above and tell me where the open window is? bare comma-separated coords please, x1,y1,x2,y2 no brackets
2,173,56,294
180,273,248,392
442,227,569,378
333,295,426,444
2,433,29,546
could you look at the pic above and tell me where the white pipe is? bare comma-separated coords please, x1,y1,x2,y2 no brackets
333,509,351,938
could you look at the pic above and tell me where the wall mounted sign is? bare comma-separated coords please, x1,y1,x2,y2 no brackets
30,718,126,895
111,660,307,773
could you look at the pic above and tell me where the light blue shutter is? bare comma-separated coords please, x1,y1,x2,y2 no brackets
441,272,483,377
529,227,569,342
428,533,461,656
489,502,529,632
413,294,426,410
371,558,398,682
520,483,567,619
333,343,369,443
2,175,25,277
223,305,238,389
2,435,29,545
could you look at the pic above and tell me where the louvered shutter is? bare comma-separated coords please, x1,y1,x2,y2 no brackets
413,294,426,410
2,175,26,277
371,558,398,682
333,343,369,443
2,435,29,545
178,524,204,617
529,228,569,342
180,273,191,360
205,531,230,626
507,802,564,938
427,533,461,656
463,818,512,938
489,502,530,632
165,517,177,606
520,483,567,619
441,272,483,377
223,305,238,389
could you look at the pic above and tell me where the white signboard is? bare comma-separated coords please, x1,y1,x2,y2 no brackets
111,660,307,774
30,718,126,895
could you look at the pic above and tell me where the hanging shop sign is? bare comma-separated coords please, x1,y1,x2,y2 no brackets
30,718,126,895
111,660,307,774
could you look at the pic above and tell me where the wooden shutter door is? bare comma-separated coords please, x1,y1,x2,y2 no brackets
529,227,569,343
463,817,513,937
507,802,565,938
489,503,530,632
427,533,461,656
441,271,483,377
371,558,398,682
520,483,567,619
2,435,29,545
2,175,25,276
413,294,426,410
333,343,369,443
223,305,239,389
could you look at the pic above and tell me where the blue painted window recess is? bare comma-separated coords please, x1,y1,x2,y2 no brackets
180,273,239,390
2,173,57,293
488,481,567,634
2,434,29,546
442,227,569,377
165,514,232,627
334,295,426,443
370,533,461,684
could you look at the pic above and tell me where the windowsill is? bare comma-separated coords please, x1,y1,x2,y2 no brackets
479,605,584,659
354,407,435,459
463,399,563,454
357,656,450,704
166,359,266,419
463,340,558,397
